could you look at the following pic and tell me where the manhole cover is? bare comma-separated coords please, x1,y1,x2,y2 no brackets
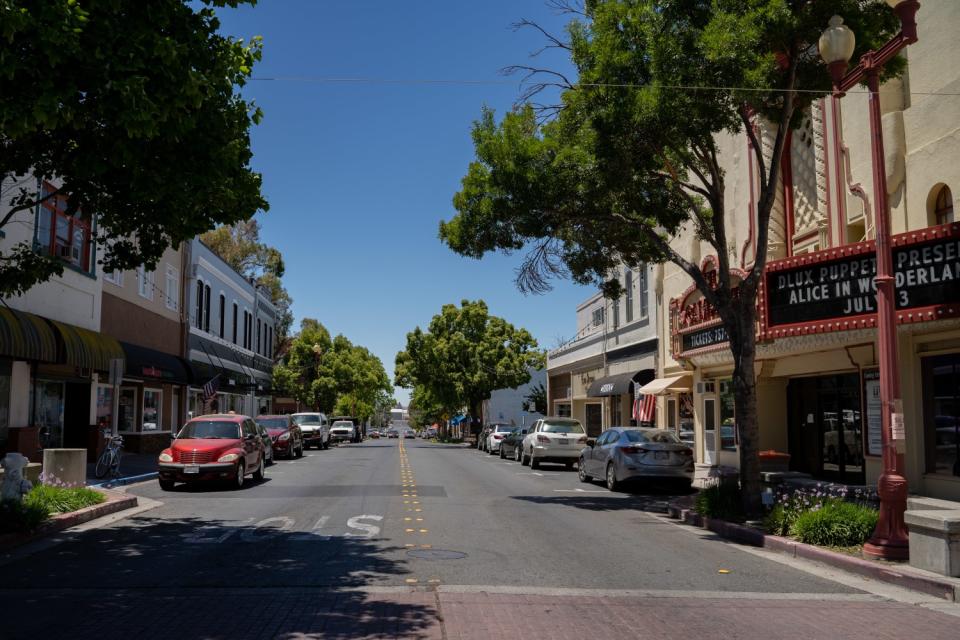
406,549,468,560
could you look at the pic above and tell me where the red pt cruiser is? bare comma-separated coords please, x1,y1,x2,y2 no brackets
158,414,266,490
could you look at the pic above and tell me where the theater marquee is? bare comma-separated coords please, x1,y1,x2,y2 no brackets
761,223,960,339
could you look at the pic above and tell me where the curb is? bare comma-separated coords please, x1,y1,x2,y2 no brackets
88,471,158,489
0,488,138,553
667,501,959,602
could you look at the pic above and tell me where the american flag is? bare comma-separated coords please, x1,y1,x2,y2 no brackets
202,374,221,405
633,394,656,423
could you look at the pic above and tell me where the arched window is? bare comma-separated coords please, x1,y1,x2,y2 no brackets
935,185,954,225
219,294,226,337
203,284,211,332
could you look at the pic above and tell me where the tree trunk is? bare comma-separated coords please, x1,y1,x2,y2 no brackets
725,300,762,517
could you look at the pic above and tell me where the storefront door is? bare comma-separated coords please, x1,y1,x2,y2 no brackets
585,403,603,437
787,373,865,484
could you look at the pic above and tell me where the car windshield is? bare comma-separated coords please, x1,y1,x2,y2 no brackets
177,421,240,440
494,425,513,432
541,420,584,434
624,429,681,444
291,414,322,426
332,421,354,428
257,418,288,430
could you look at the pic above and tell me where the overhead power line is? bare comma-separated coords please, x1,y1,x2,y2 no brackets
249,75,960,97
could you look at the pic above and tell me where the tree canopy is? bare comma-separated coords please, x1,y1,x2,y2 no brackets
395,300,544,424
1,0,267,295
440,0,901,513
201,220,294,346
272,319,392,421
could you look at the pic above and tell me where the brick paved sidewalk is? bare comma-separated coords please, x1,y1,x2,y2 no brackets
3,587,958,640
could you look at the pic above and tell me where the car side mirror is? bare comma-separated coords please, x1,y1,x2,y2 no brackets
245,433,256,441
586,438,596,447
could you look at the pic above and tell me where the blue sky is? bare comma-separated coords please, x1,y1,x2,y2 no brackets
214,1,594,403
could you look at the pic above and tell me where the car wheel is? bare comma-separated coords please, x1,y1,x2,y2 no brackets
488,445,496,455
530,452,540,469
515,446,522,463
253,456,265,481
159,478,175,491
521,449,529,466
578,459,591,483
606,463,620,492
267,449,274,465
499,447,506,459
233,461,245,490
296,443,304,458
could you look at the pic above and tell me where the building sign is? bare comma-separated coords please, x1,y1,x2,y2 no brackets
599,383,615,394
142,366,162,378
681,324,729,353
862,369,882,457
763,224,960,337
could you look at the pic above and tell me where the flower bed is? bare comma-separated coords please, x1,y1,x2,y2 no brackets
765,484,879,548
1,486,105,534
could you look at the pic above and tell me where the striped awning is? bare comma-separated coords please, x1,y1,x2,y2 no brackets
0,307,57,362
49,320,124,371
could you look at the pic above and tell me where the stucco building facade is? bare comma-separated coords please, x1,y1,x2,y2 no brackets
650,2,960,499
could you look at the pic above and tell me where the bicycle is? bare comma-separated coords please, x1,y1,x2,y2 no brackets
95,429,124,479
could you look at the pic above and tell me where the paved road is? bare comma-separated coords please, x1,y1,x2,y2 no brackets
2,438,958,639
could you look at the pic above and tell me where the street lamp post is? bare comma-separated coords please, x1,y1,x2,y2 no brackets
818,0,920,561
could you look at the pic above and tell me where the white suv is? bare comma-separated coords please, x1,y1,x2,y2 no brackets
330,420,356,443
290,412,331,450
521,418,587,469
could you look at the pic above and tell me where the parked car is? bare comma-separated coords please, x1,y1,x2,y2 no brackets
330,420,356,444
329,415,363,442
403,428,416,439
368,429,380,439
499,427,528,461
255,421,276,465
387,429,400,438
255,414,304,459
520,418,587,469
485,424,516,454
290,412,331,449
425,427,438,439
478,422,510,452
579,427,694,491
157,414,266,490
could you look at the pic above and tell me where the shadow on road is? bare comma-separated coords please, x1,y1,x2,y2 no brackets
511,482,694,514
2,515,439,640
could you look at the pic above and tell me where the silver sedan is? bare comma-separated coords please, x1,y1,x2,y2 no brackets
578,427,694,491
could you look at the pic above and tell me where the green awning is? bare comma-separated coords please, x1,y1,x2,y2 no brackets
0,307,57,362
49,320,124,371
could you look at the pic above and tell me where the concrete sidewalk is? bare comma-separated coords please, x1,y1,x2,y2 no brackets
85,450,157,487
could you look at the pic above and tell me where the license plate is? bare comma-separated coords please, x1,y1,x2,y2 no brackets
654,451,668,460
558,439,569,445
184,465,200,474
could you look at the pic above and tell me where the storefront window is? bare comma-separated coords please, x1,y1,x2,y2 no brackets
118,387,137,431
720,379,737,451
143,389,161,431
923,353,960,477
96,385,113,432
33,380,64,448
678,393,694,446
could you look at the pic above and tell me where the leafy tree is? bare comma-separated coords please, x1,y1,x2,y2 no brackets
395,300,545,427
525,381,548,415
408,385,447,430
1,0,266,296
440,0,901,514
201,220,294,347
272,318,390,416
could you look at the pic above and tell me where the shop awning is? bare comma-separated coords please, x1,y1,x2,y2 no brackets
587,372,640,397
0,307,57,362
49,320,124,371
637,374,693,396
121,342,192,385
